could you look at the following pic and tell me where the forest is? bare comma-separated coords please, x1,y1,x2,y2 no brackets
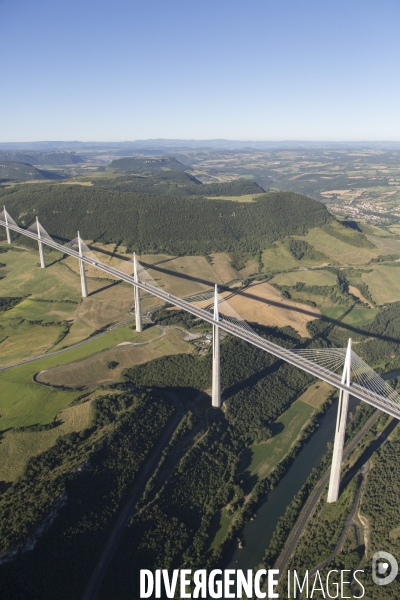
0,162,62,182
92,170,265,197
0,322,313,599
2,292,398,599
104,301,400,599
98,326,315,599
1,159,398,599
0,391,175,599
0,184,333,258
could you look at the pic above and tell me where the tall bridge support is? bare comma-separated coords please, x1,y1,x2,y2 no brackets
36,217,46,268
78,232,88,298
133,253,142,333
327,338,352,503
4,206,11,244
212,284,221,408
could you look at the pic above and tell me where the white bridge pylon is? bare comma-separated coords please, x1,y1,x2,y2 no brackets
26,217,54,269
1,207,18,244
120,254,162,332
187,288,256,337
189,286,256,408
292,341,400,501
291,345,400,412
2,210,400,502
133,253,142,332
64,233,97,298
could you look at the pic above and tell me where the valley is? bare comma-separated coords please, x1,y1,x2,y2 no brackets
1,147,400,599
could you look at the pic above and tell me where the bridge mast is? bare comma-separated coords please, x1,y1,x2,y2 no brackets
36,217,46,268
4,206,11,244
133,253,142,332
77,232,88,298
327,338,352,503
212,284,221,408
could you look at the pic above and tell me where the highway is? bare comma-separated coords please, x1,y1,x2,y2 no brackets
269,412,398,599
0,317,136,372
2,217,400,419
272,410,380,577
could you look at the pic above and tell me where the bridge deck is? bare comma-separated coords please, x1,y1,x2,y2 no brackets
1,217,400,420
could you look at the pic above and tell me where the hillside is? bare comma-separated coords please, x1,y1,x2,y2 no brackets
109,156,187,172
0,162,63,182
0,151,84,166
0,184,332,256
92,170,265,197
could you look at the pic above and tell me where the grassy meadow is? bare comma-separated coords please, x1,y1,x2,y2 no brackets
362,266,400,305
246,381,330,480
209,381,331,549
270,270,337,287
0,397,94,483
139,253,220,295
0,324,157,430
321,306,378,327
40,327,192,388
262,240,329,272
2,211,400,448
297,228,379,265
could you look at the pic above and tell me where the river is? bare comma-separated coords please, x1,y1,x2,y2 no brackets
225,369,397,579
226,399,357,573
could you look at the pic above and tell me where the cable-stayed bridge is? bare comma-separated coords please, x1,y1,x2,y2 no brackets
1,207,399,503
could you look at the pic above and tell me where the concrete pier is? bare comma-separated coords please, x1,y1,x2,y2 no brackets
78,232,88,298
212,284,221,408
36,217,46,268
133,253,142,332
327,338,352,503
4,206,11,244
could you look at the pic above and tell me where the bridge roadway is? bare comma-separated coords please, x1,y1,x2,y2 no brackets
2,218,400,420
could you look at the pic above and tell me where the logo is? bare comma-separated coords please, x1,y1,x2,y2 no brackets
372,551,398,586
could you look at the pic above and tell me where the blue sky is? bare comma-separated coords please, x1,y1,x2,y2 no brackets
1,0,399,141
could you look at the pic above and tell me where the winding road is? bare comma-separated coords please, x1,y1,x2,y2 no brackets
272,411,379,577
35,325,166,386
2,216,400,419
0,317,136,373
268,411,397,597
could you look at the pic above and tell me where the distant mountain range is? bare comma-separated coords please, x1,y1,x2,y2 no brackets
1,140,400,152
0,151,84,166
0,161,63,182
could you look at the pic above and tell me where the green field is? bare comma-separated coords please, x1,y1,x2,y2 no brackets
140,253,219,296
210,509,234,549
0,324,156,430
262,241,327,272
0,397,94,482
366,233,400,255
364,224,394,238
297,227,379,265
0,245,82,301
4,298,77,322
270,269,337,287
362,266,400,305
0,244,144,363
321,306,378,326
0,320,68,366
247,400,315,479
40,327,192,388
